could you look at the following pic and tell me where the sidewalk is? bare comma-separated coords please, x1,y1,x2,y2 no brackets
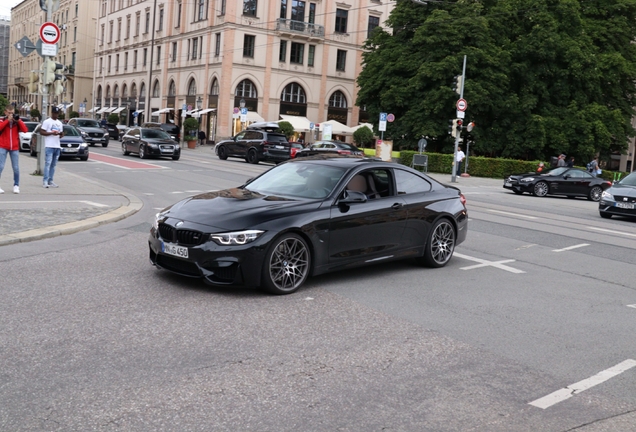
0,153,142,246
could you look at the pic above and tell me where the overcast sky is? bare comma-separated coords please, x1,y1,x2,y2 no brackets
1,0,23,18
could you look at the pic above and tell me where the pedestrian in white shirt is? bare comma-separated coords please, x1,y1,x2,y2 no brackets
456,146,466,175
39,107,64,188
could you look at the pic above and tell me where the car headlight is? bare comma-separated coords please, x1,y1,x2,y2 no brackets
80,130,88,137
80,143,88,148
209,230,264,245
601,190,614,200
520,177,535,182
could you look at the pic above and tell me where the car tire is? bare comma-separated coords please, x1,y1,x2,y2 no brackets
139,145,147,159
217,145,228,160
588,186,603,202
247,149,259,165
261,233,311,295
102,142,108,148
533,181,549,197
79,156,88,161
418,218,456,268
513,190,523,195
122,143,130,156
600,212,612,219
172,154,180,161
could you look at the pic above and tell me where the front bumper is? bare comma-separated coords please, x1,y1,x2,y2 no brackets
503,179,532,193
147,145,180,157
599,200,636,217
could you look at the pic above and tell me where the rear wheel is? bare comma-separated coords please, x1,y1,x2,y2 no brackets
533,181,549,197
247,149,259,164
261,233,310,295
217,145,228,160
588,186,602,202
418,219,456,268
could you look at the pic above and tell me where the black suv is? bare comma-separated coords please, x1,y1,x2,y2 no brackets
104,123,120,140
215,123,290,164
142,122,181,141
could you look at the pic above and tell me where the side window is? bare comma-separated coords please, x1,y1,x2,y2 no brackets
235,131,247,140
131,129,140,137
394,169,431,195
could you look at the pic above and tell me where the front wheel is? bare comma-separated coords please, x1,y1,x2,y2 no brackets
217,145,228,160
122,143,130,156
172,154,180,161
247,149,259,164
533,181,549,197
261,233,311,295
600,212,612,219
417,219,456,268
588,186,603,202
139,145,147,159
79,156,88,161
102,142,108,148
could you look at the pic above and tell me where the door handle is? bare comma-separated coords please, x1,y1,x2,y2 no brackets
391,203,404,209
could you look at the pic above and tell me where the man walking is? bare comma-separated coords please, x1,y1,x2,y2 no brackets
40,106,64,188
0,106,27,194
456,146,466,175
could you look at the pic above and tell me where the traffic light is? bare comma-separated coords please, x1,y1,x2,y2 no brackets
53,75,66,96
456,119,463,134
448,119,455,135
44,60,64,85
27,70,42,94
452,74,463,95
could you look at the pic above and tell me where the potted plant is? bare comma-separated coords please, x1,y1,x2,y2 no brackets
183,117,200,149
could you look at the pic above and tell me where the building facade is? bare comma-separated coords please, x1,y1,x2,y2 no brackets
92,0,393,141
7,0,98,117
1,17,10,97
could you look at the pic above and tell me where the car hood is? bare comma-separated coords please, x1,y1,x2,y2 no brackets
508,172,545,180
160,187,320,231
607,183,636,197
61,136,85,144
145,138,178,145
76,126,104,133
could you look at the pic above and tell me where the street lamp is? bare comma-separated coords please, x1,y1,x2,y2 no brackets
196,96,202,110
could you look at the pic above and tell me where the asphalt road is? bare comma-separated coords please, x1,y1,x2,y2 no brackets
1,145,635,431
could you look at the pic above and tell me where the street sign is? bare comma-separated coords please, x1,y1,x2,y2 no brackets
15,36,36,58
240,107,247,122
418,138,427,152
40,22,61,45
456,98,467,112
457,110,465,119
35,39,58,57
133,111,138,117
387,113,395,122
309,122,315,130
379,112,387,132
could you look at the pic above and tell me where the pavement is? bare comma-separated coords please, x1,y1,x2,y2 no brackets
0,146,499,247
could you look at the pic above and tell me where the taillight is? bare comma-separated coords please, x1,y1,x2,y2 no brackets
337,149,351,155
460,193,467,206
290,148,297,158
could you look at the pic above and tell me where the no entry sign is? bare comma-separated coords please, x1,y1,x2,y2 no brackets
40,22,61,45
456,98,468,112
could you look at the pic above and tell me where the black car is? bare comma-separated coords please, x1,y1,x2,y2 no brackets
148,157,468,294
104,123,120,140
215,123,290,164
67,118,109,147
503,167,612,201
599,172,636,219
296,140,364,157
30,124,90,161
122,127,181,160
142,122,181,141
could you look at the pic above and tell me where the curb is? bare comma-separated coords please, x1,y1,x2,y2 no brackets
0,192,143,246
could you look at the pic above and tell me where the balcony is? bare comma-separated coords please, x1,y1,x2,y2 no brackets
15,77,24,85
276,19,324,39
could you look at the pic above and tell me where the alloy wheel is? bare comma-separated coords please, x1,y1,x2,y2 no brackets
267,236,310,294
429,220,455,266
534,181,548,197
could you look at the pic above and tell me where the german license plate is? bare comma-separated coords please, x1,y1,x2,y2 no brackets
504,182,512,187
162,242,188,258
616,202,635,209
63,148,75,153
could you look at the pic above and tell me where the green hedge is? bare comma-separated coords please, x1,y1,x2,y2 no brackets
399,150,630,180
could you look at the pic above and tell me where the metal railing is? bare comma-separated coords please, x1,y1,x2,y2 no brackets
276,19,324,37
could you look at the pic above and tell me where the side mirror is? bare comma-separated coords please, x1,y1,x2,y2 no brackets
339,190,367,204
563,174,570,179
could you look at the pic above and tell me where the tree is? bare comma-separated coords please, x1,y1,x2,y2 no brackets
353,126,375,148
277,121,295,140
107,113,120,124
0,94,8,113
30,108,41,121
69,111,80,119
357,0,636,162
183,117,200,141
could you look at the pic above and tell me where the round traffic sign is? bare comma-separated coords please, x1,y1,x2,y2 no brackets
40,22,61,44
456,98,468,112
387,113,395,122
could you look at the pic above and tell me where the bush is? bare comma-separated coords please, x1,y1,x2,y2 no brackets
30,108,41,120
69,111,80,119
353,126,375,148
278,121,295,140
107,113,120,124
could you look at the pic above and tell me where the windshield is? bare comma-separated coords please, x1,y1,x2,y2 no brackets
63,126,81,136
245,162,347,199
545,167,568,176
619,172,636,186
25,122,39,132
77,120,100,127
142,129,171,139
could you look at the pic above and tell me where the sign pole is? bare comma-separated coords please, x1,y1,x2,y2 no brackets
35,0,54,176
451,55,467,183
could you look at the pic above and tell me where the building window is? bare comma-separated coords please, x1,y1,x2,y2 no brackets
243,0,257,17
107,55,111,73
280,0,287,19
71,52,76,70
100,24,105,45
291,0,305,22
368,16,379,38
197,0,206,21
73,26,77,42
188,79,197,96
156,46,161,65
168,80,176,96
336,50,346,71
158,8,164,31
279,40,287,62
124,52,128,70
335,9,348,33
75,3,78,17
176,2,181,27
308,3,315,24
99,57,103,75
152,80,160,97
133,50,138,69
172,42,177,62
290,42,303,64
243,35,255,57
329,91,347,108
101,1,106,17
145,11,150,33
215,33,221,56
281,83,305,103
191,37,198,59
235,79,257,98
211,79,219,95
308,44,315,67
115,54,119,71
126,16,131,39
117,19,122,41
109,21,113,43
135,13,140,36
220,0,226,15
143,48,147,66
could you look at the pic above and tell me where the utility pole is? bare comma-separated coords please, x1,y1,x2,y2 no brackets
451,55,467,183
35,0,54,176
145,0,157,125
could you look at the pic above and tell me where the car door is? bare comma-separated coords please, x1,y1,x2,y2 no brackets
227,131,247,156
242,130,262,156
125,128,141,153
328,168,408,267
561,169,594,195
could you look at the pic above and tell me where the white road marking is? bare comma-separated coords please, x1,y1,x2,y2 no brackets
0,200,109,207
143,193,154,195
627,304,636,309
588,227,636,238
552,243,590,252
529,359,636,409
487,209,538,219
515,244,537,250
80,201,109,208
454,253,525,274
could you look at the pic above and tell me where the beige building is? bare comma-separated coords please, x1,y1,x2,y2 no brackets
7,0,97,116
92,0,393,141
